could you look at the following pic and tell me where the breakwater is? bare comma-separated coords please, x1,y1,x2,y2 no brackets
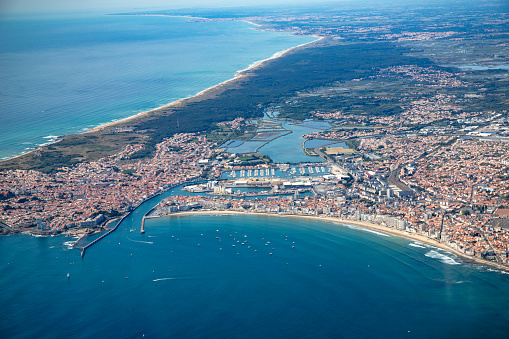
141,205,158,234
78,214,127,257
76,181,193,254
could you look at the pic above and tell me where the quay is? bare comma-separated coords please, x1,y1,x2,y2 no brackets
76,213,128,257
74,181,190,255
141,205,158,234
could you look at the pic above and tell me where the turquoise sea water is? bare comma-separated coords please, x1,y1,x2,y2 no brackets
2,12,509,338
2,185,509,338
0,13,314,160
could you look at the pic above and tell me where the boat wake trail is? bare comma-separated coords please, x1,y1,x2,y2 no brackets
126,236,153,244
153,277,191,282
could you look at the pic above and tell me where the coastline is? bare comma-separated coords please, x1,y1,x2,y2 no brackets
85,34,323,134
147,210,509,273
0,17,322,162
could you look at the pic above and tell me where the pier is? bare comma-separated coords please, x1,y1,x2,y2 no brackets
74,181,190,256
75,213,130,257
141,205,157,234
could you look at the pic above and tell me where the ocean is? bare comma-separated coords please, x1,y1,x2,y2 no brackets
0,12,314,160
2,12,509,338
1,184,509,338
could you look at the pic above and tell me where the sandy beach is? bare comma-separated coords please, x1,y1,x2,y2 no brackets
0,20,321,163
86,33,323,134
148,210,509,273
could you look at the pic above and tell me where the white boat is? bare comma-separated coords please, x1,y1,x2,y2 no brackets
67,273,70,278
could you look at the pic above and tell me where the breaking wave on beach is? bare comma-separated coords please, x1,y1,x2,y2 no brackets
425,250,461,265
344,224,391,237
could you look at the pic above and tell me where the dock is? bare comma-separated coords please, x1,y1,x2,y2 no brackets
75,212,130,257
141,205,158,234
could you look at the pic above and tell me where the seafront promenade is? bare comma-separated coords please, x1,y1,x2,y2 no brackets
1,128,509,270
146,193,509,272
161,210,509,273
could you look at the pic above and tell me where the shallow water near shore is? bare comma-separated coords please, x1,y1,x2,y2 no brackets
0,13,314,160
2,200,509,337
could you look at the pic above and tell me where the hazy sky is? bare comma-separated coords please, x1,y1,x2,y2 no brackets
0,0,316,14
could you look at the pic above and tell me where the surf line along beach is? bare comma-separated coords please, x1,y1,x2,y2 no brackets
143,210,509,273
85,34,324,135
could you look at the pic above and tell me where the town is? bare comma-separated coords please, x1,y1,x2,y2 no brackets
1,120,509,268
1,0,509,271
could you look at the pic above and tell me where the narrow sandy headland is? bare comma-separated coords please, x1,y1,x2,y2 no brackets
147,210,509,273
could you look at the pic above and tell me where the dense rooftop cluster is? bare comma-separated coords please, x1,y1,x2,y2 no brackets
0,133,213,230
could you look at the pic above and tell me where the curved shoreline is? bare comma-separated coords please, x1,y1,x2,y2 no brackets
85,35,323,134
146,210,509,274
1,18,322,162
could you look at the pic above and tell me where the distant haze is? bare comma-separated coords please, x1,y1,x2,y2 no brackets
0,0,320,14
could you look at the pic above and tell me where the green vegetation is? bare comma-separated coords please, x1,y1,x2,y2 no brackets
0,132,152,173
235,153,272,164
129,145,155,160
345,139,361,150
0,41,436,172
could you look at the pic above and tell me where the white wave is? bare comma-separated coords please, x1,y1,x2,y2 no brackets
43,135,59,139
409,242,427,249
425,250,461,265
63,240,77,249
344,224,391,237
435,279,464,284
486,268,509,275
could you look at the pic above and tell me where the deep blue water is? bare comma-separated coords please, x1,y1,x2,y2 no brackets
0,13,314,160
2,11,509,338
1,185,509,338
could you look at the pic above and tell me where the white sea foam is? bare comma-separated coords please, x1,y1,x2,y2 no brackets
344,224,391,237
486,268,509,275
63,240,77,249
425,250,461,265
409,242,427,249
